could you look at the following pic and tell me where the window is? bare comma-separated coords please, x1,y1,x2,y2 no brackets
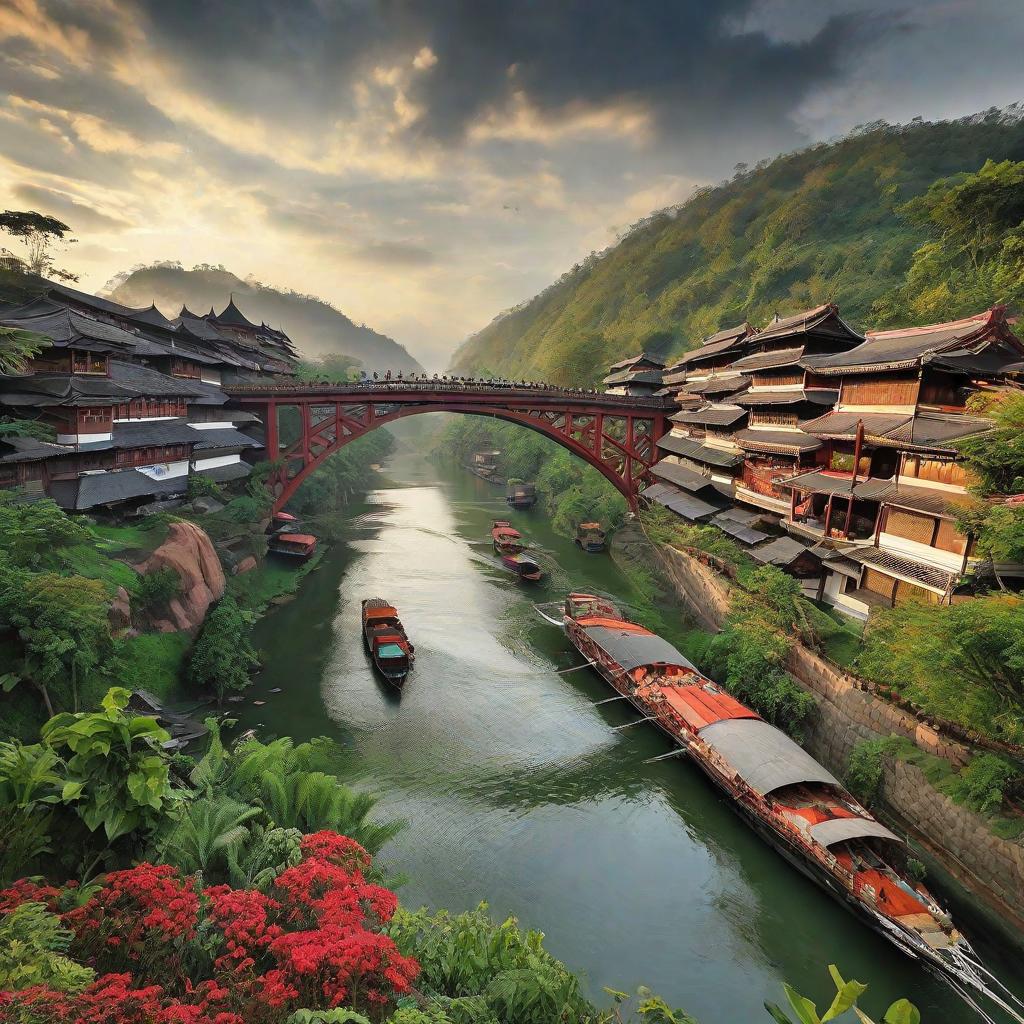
72,351,108,375
750,410,798,427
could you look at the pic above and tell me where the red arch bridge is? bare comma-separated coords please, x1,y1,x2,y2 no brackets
224,382,671,513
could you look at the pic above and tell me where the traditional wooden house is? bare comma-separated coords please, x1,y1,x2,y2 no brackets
0,287,297,510
602,353,666,396
778,307,1024,616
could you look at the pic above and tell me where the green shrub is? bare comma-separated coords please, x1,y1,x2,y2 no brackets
0,901,94,993
188,474,226,501
949,754,1021,815
187,595,259,705
846,738,901,804
135,566,180,615
224,496,267,523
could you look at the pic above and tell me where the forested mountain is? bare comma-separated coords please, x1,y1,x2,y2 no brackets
450,111,1024,384
108,263,424,373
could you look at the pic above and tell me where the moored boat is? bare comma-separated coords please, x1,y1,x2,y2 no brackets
506,480,537,509
267,532,317,560
361,598,415,688
501,551,542,582
492,520,524,554
559,591,1023,1021
574,521,606,552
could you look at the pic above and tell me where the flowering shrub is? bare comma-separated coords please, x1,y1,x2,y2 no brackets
0,831,418,1023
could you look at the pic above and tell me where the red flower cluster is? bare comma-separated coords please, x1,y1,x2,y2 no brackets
0,830,419,1023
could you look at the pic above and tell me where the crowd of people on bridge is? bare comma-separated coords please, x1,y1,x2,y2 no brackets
304,369,612,396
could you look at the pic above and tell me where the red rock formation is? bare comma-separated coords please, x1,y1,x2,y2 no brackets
108,585,133,632
136,521,226,633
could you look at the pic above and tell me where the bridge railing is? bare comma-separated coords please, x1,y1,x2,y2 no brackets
223,380,672,409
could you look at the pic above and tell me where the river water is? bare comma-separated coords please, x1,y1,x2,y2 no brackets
237,446,1021,1024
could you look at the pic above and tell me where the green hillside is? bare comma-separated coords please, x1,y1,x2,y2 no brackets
108,263,424,373
450,113,1024,383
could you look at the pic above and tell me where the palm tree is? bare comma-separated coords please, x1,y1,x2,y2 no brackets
156,796,260,877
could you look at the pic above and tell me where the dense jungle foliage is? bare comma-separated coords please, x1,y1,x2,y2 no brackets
450,114,1024,383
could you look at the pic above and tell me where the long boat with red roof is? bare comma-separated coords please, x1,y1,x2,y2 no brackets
561,591,1023,1020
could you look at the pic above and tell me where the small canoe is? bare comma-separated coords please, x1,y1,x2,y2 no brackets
361,598,415,689
492,520,524,554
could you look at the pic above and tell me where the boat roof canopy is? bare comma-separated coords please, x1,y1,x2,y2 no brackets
698,718,841,796
809,817,903,849
582,624,696,672
277,533,315,544
365,604,397,618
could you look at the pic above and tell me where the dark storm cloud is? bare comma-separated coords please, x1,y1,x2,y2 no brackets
130,0,894,149
12,183,131,230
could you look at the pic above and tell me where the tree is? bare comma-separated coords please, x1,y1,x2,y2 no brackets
186,594,259,705
0,210,78,281
40,686,178,850
4,573,113,712
0,328,46,376
0,494,91,569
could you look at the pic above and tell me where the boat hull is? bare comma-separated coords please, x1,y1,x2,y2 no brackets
361,633,408,689
564,618,954,973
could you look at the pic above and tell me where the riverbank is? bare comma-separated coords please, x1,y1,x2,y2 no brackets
614,519,1024,947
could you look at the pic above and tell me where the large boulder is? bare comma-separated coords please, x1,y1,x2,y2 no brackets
135,521,226,633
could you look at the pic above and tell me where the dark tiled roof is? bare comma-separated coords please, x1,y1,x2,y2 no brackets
880,412,991,448
754,303,862,345
854,480,976,519
0,306,141,352
608,353,665,371
780,470,861,496
603,368,664,386
812,306,1023,374
655,433,743,467
0,373,137,407
670,405,747,427
846,545,958,592
685,374,749,396
731,347,805,372
709,508,769,545
651,461,718,493
0,436,71,463
802,410,911,438
50,468,187,510
190,427,261,451
196,461,252,482
109,360,210,397
733,428,823,454
641,481,721,521
131,305,174,328
677,336,745,365
111,419,201,449
702,323,753,347
213,299,260,329
735,389,837,407
750,536,816,567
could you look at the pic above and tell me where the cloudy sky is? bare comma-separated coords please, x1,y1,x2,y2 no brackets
1,1,1023,368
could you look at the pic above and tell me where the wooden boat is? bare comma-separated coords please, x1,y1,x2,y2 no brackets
491,520,524,554
267,532,317,560
501,552,542,582
465,450,502,483
267,510,299,535
574,521,606,552
506,480,537,509
559,591,1022,1019
361,598,415,689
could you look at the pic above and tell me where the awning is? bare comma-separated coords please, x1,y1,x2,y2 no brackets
652,461,717,493
698,718,841,796
644,482,721,521
710,512,769,545
750,536,817,568
808,817,903,849
582,624,695,672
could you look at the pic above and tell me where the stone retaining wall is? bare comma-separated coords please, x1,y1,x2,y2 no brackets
637,533,1024,932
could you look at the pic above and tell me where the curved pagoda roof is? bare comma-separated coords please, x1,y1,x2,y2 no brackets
213,297,259,330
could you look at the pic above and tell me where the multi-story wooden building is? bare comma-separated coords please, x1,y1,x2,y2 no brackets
0,286,294,511
640,304,1024,617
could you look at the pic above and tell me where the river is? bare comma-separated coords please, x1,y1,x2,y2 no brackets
236,445,1022,1024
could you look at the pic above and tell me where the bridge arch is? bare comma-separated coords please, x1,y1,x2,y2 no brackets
224,386,669,514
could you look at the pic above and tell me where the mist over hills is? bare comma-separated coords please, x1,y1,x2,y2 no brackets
450,110,1024,385
107,264,424,373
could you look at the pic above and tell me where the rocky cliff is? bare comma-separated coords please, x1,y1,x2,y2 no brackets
135,521,226,633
